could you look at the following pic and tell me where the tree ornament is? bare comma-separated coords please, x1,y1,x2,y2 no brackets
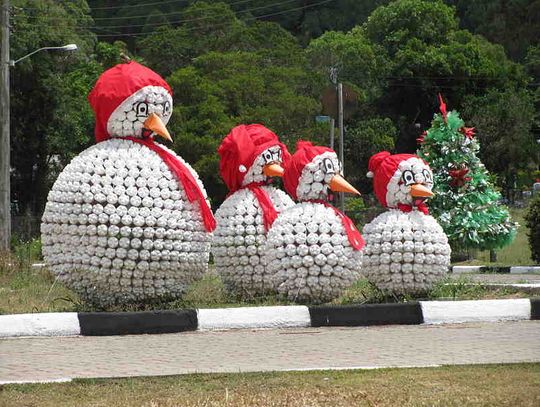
459,126,475,140
438,93,447,122
448,166,471,188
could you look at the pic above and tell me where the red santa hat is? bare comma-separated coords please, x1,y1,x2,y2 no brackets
283,141,334,200
218,124,290,192
88,61,172,142
367,151,420,207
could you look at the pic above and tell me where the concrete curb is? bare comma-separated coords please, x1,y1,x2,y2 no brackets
1,298,538,338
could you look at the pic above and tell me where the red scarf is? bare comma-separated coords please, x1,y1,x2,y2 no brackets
308,200,365,251
240,182,278,232
122,137,216,232
397,203,429,215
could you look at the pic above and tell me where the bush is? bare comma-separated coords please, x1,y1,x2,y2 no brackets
10,237,42,263
524,194,540,263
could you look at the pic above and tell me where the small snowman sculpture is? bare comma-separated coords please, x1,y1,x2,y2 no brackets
362,151,450,294
41,61,216,306
265,141,364,303
213,124,295,297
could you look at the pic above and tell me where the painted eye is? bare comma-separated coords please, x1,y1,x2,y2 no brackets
323,158,335,174
422,169,433,183
136,102,148,117
272,149,281,162
163,101,171,115
262,151,274,164
402,170,415,186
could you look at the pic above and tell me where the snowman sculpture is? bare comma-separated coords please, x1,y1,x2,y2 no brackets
265,141,364,303
212,124,295,297
41,61,216,306
362,151,450,294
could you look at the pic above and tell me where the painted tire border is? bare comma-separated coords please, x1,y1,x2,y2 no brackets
0,298,538,338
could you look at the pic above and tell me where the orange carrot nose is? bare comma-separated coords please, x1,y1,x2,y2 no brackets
263,163,285,177
329,174,360,195
410,183,434,198
143,113,172,142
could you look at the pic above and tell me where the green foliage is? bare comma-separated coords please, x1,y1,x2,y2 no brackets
306,28,387,102
448,0,540,60
359,0,528,151
167,50,322,205
418,107,517,251
365,0,459,55
10,237,42,263
138,2,304,76
461,88,537,192
524,194,540,264
343,117,396,190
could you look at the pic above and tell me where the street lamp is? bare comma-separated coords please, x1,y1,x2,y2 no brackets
0,1,78,251
9,43,78,66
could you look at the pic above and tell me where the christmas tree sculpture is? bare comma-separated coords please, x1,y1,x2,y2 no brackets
417,95,517,252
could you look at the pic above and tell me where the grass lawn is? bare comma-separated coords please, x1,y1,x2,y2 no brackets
454,208,534,266
1,364,539,407
0,258,533,315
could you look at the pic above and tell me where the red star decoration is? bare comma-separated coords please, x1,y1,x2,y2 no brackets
438,93,447,122
459,126,475,140
416,130,427,144
449,167,471,187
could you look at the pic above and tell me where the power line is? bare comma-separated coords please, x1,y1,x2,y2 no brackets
20,0,259,21
20,0,190,12
85,0,299,29
14,0,336,38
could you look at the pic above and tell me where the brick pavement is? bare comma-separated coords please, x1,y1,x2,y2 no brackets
1,321,538,384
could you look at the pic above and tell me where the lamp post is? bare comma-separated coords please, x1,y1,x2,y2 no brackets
0,0,77,250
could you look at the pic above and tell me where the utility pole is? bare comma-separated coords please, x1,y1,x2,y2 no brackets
0,0,10,251
337,82,345,211
329,117,335,150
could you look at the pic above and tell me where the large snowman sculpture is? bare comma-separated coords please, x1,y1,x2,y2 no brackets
362,151,450,294
41,61,216,306
212,124,295,297
265,141,364,303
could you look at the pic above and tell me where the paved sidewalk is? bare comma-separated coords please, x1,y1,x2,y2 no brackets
1,321,538,384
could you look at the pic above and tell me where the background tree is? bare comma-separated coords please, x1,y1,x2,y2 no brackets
343,117,396,192
167,50,323,205
9,0,96,215
462,88,537,201
417,97,517,252
362,0,529,152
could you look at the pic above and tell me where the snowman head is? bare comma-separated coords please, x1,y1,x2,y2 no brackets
241,145,286,186
218,124,290,192
88,61,173,142
367,151,434,208
284,141,359,202
106,86,173,140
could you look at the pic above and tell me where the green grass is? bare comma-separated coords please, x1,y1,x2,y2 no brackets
1,364,539,407
454,208,534,266
0,257,534,315
0,254,78,315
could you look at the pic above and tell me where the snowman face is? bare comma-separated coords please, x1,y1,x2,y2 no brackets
386,157,434,207
107,85,173,138
296,152,342,201
242,145,284,186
